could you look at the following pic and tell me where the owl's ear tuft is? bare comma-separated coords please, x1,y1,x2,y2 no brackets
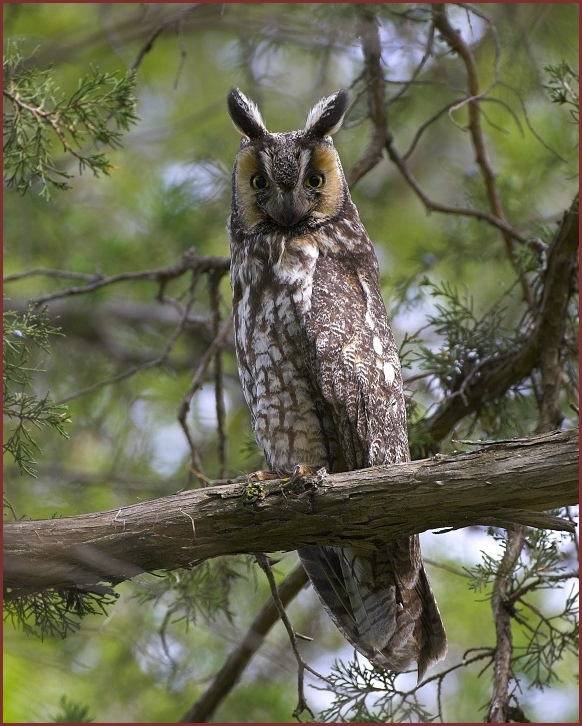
227,88,267,140
305,90,349,138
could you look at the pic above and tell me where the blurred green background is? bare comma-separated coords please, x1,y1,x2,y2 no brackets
3,3,578,723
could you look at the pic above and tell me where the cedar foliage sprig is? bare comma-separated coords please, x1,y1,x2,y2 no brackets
3,39,139,199
3,304,69,478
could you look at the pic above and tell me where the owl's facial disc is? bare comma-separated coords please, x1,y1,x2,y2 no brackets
235,135,344,232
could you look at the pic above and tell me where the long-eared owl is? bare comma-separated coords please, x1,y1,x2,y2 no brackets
227,87,447,679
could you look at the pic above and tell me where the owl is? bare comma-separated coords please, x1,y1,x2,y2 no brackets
227,87,447,679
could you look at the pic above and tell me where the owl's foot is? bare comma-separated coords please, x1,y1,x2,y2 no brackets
246,465,319,484
245,469,280,483
282,464,329,496
244,465,327,501
288,462,317,484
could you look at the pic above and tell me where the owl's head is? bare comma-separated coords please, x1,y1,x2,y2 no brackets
227,88,350,233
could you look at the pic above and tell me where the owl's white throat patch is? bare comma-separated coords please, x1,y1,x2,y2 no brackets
274,234,319,288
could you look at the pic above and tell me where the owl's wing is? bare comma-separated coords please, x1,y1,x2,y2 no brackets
298,544,417,672
306,251,408,469
299,250,446,678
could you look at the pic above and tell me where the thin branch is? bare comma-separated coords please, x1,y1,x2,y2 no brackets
388,16,436,107
4,268,96,283
177,312,233,482
488,526,528,723
384,124,530,245
179,564,309,723
432,4,533,304
21,251,230,308
508,570,579,604
402,98,463,161
56,275,200,404
497,80,569,164
345,6,390,189
209,271,227,479
128,4,204,73
255,554,317,721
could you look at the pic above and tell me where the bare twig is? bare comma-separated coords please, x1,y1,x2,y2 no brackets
177,312,233,482
4,268,96,283
179,564,309,723
209,271,227,479
498,80,569,163
255,554,318,721
129,4,204,73
508,570,579,604
432,4,533,304
24,251,230,308
346,6,390,188
388,17,436,107
56,274,201,404
406,648,495,720
402,98,464,161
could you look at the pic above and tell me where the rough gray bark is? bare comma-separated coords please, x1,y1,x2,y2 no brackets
4,428,578,597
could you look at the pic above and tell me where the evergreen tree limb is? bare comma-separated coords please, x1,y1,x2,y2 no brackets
416,195,578,448
4,429,577,599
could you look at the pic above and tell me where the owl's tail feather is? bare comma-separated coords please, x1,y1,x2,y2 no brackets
298,539,446,680
414,564,449,680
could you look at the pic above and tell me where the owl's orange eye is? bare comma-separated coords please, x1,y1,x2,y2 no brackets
251,174,269,190
305,173,325,189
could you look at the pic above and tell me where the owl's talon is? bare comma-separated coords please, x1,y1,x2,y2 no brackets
246,470,280,483
289,462,317,484
278,463,321,496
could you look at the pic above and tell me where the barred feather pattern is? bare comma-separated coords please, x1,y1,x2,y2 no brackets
228,88,447,679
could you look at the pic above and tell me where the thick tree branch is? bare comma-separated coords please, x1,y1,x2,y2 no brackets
4,429,578,598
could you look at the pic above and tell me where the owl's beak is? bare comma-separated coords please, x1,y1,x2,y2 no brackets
270,192,310,227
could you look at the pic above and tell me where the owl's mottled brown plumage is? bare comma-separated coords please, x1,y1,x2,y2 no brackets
227,87,446,679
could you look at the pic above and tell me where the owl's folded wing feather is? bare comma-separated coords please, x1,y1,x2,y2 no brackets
299,250,447,679
306,251,410,469
298,545,420,674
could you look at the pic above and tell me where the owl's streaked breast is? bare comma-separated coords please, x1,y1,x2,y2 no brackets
230,229,338,471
